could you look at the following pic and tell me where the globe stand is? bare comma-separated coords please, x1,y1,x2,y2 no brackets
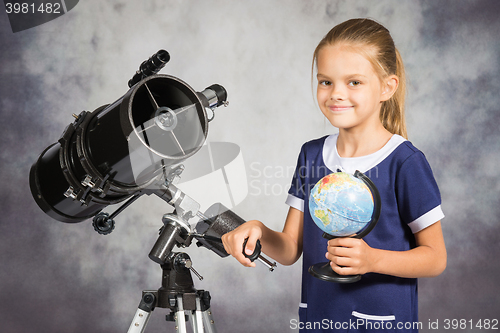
308,170,381,284
309,262,361,283
308,233,363,283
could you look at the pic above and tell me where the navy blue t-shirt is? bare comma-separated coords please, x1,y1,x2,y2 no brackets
287,134,444,332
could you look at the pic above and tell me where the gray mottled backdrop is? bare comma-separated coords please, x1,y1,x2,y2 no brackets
1,1,499,332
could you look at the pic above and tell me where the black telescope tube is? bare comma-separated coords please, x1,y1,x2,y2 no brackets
29,74,211,223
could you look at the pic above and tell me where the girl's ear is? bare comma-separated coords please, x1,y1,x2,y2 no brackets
380,75,399,102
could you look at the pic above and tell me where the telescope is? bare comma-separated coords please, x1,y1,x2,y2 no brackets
29,50,276,333
29,49,228,224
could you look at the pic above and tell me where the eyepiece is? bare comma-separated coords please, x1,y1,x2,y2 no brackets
128,49,170,87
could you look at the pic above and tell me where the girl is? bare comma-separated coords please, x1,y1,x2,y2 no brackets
222,18,446,332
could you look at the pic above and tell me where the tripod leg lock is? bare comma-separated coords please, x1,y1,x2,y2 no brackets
197,290,212,312
139,292,157,312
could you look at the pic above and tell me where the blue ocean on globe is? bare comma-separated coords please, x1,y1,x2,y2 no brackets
308,172,374,237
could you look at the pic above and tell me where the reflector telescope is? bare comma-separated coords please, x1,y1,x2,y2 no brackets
29,50,227,223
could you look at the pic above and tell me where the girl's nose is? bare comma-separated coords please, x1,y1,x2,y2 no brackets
330,85,346,101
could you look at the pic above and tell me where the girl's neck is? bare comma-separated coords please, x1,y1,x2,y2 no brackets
336,125,393,158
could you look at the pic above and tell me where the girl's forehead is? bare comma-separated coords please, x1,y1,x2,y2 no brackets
317,44,378,77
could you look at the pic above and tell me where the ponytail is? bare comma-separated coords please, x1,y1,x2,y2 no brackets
380,48,407,139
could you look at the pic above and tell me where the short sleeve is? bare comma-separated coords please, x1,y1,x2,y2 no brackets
396,151,444,233
286,145,307,212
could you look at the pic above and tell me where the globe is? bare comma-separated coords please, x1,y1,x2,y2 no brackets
308,172,375,237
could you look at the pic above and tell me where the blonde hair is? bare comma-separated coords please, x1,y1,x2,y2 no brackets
313,18,407,138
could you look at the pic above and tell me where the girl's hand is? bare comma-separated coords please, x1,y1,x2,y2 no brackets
221,220,263,268
326,237,375,275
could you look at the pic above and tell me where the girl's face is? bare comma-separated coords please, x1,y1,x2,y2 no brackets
316,44,395,133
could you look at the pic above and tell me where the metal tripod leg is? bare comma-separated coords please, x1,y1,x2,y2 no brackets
127,292,156,333
189,296,204,332
185,293,218,333
128,308,152,333
200,304,217,333
175,295,188,333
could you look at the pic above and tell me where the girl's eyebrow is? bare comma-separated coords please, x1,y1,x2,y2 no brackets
316,73,368,80
346,74,368,81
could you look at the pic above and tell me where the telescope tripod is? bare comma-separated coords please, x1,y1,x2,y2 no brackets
127,252,217,333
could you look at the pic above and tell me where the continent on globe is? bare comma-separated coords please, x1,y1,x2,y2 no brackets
314,209,331,226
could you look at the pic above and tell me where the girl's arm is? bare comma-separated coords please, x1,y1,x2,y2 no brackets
327,221,447,278
221,207,304,267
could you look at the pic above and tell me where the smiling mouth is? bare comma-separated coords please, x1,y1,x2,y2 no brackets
328,105,353,112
